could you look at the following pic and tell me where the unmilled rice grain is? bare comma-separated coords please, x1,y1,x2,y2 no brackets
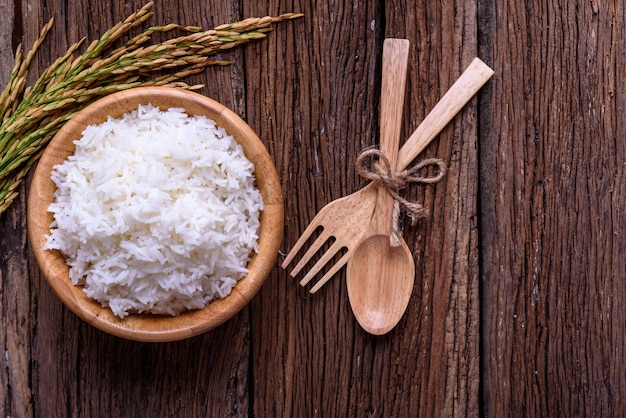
44,104,263,318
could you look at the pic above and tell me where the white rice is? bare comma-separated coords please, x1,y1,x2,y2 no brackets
44,104,263,318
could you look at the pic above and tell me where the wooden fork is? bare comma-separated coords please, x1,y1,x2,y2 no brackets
281,57,494,293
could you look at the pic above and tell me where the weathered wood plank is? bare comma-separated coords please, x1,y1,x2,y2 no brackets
0,0,14,87
245,0,382,416
1,198,34,418
0,0,27,416
479,0,626,416
0,2,34,418
387,2,481,417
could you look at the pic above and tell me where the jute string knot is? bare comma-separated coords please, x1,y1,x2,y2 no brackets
356,148,447,247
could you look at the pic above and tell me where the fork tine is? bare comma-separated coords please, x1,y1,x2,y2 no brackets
298,239,346,286
281,216,325,268
307,251,351,293
288,227,334,276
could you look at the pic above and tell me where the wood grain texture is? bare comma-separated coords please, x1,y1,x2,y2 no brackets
0,0,13,87
479,0,626,416
0,2,30,416
2,0,624,417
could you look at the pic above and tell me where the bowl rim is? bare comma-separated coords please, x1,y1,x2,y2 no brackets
27,86,284,342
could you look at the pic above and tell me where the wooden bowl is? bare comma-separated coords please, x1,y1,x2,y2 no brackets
27,87,284,342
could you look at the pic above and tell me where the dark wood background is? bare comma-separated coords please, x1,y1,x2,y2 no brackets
1,0,624,417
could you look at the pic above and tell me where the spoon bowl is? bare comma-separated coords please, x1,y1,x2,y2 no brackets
347,234,415,334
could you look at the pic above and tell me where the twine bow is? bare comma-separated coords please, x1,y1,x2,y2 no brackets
356,148,447,247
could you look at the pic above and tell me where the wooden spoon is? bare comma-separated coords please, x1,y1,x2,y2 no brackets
347,57,495,335
346,38,412,335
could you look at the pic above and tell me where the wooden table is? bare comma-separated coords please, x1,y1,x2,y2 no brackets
1,1,624,417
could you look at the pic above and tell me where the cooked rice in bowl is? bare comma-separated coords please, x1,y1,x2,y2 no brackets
44,104,263,318
28,86,283,342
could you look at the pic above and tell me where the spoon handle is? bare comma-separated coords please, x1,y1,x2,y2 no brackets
379,38,410,169
396,57,494,171
374,39,410,233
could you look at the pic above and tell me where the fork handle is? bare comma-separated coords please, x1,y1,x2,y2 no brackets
396,58,494,171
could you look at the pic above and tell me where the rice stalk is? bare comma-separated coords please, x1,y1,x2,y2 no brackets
0,2,302,215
